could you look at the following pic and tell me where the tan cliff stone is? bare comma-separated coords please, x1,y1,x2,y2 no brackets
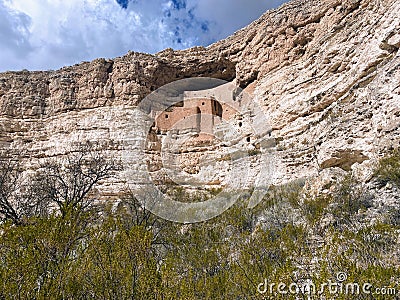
0,0,399,199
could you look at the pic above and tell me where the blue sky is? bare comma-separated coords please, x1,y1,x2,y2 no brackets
0,0,286,71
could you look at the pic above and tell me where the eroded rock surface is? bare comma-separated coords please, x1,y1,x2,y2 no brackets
0,0,399,199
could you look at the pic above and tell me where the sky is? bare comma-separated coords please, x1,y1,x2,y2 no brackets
0,0,286,72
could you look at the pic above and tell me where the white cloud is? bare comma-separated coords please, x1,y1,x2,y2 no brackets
0,0,286,71
0,1,33,70
188,0,285,43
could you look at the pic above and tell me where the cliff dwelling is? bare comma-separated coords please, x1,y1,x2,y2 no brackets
153,96,239,140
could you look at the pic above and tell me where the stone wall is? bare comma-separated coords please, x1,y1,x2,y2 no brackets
155,106,201,134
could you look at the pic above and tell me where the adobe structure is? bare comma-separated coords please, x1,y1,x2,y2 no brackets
153,96,239,139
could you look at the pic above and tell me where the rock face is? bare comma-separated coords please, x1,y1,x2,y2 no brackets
0,0,399,200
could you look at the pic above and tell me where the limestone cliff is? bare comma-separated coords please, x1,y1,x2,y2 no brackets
0,0,399,202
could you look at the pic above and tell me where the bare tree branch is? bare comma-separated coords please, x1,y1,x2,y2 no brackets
34,142,119,217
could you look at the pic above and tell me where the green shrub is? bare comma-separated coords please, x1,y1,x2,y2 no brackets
328,175,372,228
374,150,400,187
1,161,400,299
302,195,331,225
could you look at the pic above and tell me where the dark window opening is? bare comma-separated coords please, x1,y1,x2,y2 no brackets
173,101,184,107
165,114,169,119
246,137,251,142
211,99,223,118
238,122,243,127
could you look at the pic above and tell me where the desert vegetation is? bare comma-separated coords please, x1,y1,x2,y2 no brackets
0,147,399,299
